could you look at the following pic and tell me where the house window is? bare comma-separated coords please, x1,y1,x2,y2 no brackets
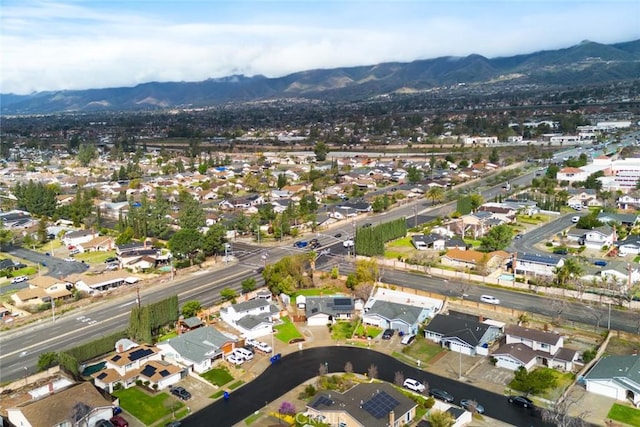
540,343,549,349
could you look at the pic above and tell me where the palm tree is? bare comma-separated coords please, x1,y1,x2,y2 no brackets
554,258,583,295
426,186,445,205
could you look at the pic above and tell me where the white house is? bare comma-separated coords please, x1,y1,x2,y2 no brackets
584,354,640,407
617,236,640,256
580,225,615,250
362,288,442,335
493,343,539,371
557,167,589,184
512,253,564,277
62,229,97,247
505,325,564,355
220,298,280,325
297,295,356,326
423,314,501,356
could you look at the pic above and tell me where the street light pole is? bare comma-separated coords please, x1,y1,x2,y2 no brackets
608,302,612,330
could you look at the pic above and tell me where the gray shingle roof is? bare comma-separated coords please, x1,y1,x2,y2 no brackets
230,298,270,313
365,300,423,325
493,343,538,365
506,325,563,346
305,296,355,317
424,314,493,347
162,326,234,363
237,314,272,330
585,354,640,388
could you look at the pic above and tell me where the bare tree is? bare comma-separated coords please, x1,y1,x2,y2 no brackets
394,371,404,386
456,281,471,298
367,363,378,380
541,389,589,427
550,298,567,324
318,363,328,377
422,380,430,396
585,304,604,330
353,283,373,302
344,361,353,374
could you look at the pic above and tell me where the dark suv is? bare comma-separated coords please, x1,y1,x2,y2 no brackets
430,388,455,403
382,329,394,340
170,386,192,400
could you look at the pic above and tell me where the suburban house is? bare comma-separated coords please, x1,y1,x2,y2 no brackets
157,326,237,373
70,270,140,294
578,225,615,250
567,189,601,208
220,298,279,322
306,382,417,427
296,295,356,326
62,229,97,248
78,235,114,252
511,253,564,277
362,289,442,336
557,167,589,183
441,249,509,273
597,212,638,227
423,313,502,356
7,382,115,427
584,354,640,407
11,288,49,307
616,236,640,256
25,276,72,302
90,344,182,392
617,193,640,210
494,325,579,372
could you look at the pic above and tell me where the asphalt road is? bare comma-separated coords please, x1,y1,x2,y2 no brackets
5,246,89,278
182,346,553,427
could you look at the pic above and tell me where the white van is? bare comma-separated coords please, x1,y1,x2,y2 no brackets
480,295,500,305
233,347,254,361
401,334,416,345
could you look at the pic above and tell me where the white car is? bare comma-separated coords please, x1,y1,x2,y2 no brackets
253,341,273,353
226,354,244,365
343,240,355,248
10,276,28,284
572,216,580,223
232,347,254,361
64,257,76,262
480,295,500,305
403,378,426,393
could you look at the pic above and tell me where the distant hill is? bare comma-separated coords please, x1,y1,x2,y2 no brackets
2,39,639,115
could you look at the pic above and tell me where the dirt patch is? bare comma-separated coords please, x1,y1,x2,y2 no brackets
605,336,640,356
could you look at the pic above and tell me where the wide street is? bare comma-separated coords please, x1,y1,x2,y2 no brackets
183,346,554,427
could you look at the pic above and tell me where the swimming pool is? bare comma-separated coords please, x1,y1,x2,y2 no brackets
498,274,515,281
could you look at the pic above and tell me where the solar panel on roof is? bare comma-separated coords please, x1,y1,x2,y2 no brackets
312,395,334,409
159,369,170,377
129,348,154,361
141,365,156,377
362,391,399,419
97,372,108,380
334,298,351,306
111,355,121,361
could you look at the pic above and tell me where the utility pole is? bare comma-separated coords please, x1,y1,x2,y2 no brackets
136,286,141,310
414,203,418,229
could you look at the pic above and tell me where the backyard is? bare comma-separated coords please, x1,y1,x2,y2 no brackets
113,386,184,425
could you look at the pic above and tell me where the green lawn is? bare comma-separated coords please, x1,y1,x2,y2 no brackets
607,403,640,427
274,316,304,343
400,336,444,364
113,387,182,425
200,367,233,386
387,236,414,248
74,250,116,264
157,331,178,342
463,238,482,247
331,320,357,340
354,324,382,338
11,266,37,277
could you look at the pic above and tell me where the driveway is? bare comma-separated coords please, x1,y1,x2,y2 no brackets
5,246,88,278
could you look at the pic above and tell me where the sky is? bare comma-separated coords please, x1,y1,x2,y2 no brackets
1,0,639,95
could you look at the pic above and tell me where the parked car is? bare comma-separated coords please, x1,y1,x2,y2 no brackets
430,388,455,403
401,334,416,345
460,399,485,414
429,388,454,403
343,239,355,248
362,223,372,228
10,276,27,284
227,354,244,365
514,234,523,239
95,420,115,427
105,263,119,271
69,249,80,255
553,248,568,255
252,341,272,353
508,395,534,408
310,242,321,249
170,386,191,400
382,329,394,340
403,378,425,393
233,347,254,361
334,233,342,238
105,257,117,263
109,416,129,427
293,241,308,248
594,260,608,267
480,295,500,305
572,216,580,223
64,257,76,262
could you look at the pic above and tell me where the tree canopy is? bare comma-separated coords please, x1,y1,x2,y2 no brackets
480,224,513,251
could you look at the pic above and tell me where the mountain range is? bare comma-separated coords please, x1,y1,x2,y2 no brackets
2,39,639,115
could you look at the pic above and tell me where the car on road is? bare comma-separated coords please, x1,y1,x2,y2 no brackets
170,386,192,400
480,295,500,305
64,257,76,262
362,223,372,228
10,276,28,284
109,416,129,427
165,422,182,427
310,242,321,249
343,240,354,248
514,233,523,239
460,398,485,414
334,233,342,238
293,241,308,248
593,260,608,267
403,378,425,392
430,388,455,403
508,395,534,408
382,329,394,340
572,216,580,223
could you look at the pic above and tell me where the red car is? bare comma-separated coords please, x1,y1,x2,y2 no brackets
110,416,129,427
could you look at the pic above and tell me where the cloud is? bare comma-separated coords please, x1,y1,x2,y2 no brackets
2,0,639,94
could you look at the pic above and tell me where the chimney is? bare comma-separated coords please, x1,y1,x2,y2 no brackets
48,383,54,394
144,240,148,249
389,410,395,427
117,344,124,353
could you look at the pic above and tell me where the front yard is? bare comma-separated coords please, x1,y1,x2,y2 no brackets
274,316,304,343
73,250,116,264
399,336,444,365
201,367,234,387
607,403,640,426
113,386,184,425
